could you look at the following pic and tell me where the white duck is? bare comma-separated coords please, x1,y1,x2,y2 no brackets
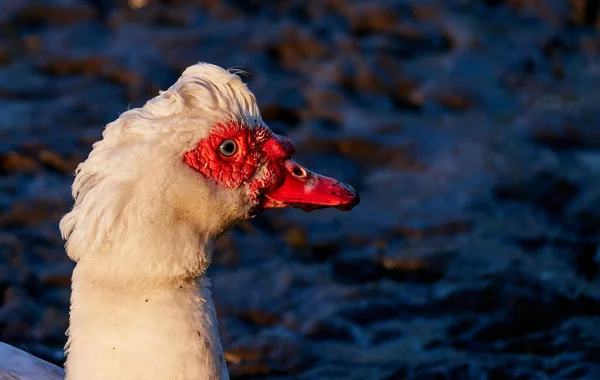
0,63,359,380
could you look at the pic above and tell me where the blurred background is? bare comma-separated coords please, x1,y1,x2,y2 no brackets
1,0,600,378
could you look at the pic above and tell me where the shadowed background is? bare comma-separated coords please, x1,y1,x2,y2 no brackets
1,0,600,378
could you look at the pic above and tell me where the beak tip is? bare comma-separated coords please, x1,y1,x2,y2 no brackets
336,190,360,211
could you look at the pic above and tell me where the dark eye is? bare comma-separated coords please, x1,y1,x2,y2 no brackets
219,139,237,157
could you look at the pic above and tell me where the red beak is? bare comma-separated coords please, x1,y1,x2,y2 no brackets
261,160,359,212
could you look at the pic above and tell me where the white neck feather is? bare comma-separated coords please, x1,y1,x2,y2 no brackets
59,130,237,379
65,244,229,380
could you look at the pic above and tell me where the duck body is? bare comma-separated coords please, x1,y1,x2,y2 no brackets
0,342,64,379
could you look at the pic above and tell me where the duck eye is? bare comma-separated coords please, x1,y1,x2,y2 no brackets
219,139,237,157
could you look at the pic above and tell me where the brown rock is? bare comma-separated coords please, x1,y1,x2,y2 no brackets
376,243,458,284
348,3,399,35
39,150,77,173
41,57,110,76
298,136,424,171
0,43,11,65
17,1,96,27
284,227,308,249
225,346,270,377
0,199,65,226
411,2,442,21
570,0,600,28
104,67,144,89
261,26,327,68
22,35,43,53
0,152,40,173
433,90,475,111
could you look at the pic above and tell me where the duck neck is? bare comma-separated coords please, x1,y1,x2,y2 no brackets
64,253,229,380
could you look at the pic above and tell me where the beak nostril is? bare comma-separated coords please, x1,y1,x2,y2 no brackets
292,165,307,178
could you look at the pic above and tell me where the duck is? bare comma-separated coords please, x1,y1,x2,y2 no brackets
0,62,359,380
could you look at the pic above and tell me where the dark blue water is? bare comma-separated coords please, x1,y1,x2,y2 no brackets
1,0,600,378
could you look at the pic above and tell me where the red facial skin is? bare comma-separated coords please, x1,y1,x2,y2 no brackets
183,121,359,215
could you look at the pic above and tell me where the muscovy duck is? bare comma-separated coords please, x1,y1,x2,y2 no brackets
0,62,359,380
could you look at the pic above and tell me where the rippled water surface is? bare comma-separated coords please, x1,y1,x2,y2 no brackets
1,0,600,378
